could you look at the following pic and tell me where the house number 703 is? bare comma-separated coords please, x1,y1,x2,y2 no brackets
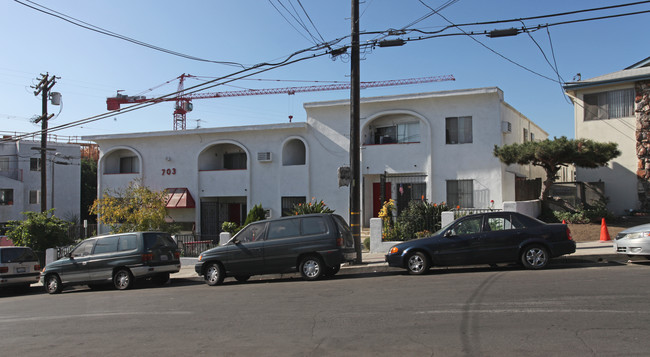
162,168,176,175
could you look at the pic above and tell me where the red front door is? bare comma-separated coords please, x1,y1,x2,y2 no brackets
372,182,392,217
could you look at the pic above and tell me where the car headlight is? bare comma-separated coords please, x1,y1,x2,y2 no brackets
625,232,650,239
389,246,400,254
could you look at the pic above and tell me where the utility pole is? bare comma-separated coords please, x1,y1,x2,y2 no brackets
32,73,57,213
350,0,362,263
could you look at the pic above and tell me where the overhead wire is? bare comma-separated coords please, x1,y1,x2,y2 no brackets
13,0,247,68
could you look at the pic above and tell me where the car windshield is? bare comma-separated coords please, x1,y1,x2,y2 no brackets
1,248,38,263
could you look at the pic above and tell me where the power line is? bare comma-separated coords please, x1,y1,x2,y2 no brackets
13,0,247,68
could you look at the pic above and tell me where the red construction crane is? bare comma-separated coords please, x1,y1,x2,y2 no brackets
107,74,455,130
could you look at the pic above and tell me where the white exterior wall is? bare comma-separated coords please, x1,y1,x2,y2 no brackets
87,87,548,233
569,83,637,214
0,140,80,223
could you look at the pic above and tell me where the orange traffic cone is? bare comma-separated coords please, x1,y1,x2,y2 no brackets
599,218,611,242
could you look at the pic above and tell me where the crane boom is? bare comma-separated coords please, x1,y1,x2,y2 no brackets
106,74,455,130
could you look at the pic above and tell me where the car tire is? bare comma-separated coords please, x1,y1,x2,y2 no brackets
205,262,225,286
521,245,549,270
299,255,324,281
406,251,430,275
45,274,62,294
234,275,250,282
323,264,341,277
113,268,134,290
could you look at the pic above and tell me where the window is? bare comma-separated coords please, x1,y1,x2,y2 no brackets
446,180,473,208
373,122,420,144
224,153,246,170
93,236,120,254
0,189,13,205
235,222,267,243
446,116,472,144
0,157,9,171
523,128,529,143
530,132,535,141
282,139,306,166
1,248,38,263
29,190,40,204
267,219,301,240
282,196,306,216
301,217,328,235
119,156,138,173
487,214,525,231
30,158,41,171
449,216,483,236
118,235,138,251
71,240,95,257
584,88,634,121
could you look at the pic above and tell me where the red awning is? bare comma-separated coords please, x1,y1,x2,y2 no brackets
165,188,195,208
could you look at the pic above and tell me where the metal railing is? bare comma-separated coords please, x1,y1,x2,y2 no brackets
174,234,219,257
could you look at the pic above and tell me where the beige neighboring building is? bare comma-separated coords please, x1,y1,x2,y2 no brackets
564,57,650,215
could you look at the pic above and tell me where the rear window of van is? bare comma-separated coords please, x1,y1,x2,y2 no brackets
1,248,38,263
144,233,177,251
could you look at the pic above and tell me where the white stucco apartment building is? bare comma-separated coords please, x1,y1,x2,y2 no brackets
564,57,650,214
0,139,81,225
85,87,547,237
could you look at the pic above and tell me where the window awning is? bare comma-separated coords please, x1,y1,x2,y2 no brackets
165,188,195,209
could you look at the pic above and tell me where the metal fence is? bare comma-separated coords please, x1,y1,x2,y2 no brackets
174,234,219,257
452,208,502,219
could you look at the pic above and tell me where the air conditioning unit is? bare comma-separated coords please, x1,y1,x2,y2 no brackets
264,209,272,219
257,152,272,162
501,121,512,134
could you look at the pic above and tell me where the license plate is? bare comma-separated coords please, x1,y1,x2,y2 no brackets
160,255,168,261
16,267,26,273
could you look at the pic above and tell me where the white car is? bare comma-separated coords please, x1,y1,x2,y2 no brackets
0,246,41,289
614,223,650,259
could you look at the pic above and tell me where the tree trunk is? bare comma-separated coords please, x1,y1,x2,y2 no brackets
540,168,560,201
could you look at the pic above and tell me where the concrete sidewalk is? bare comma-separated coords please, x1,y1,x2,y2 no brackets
177,240,624,281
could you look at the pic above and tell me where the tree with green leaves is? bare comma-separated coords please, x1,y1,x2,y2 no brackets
80,158,97,223
90,180,178,234
493,136,621,200
243,204,267,226
6,209,74,252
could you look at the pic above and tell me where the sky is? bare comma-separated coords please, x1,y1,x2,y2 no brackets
1,0,648,141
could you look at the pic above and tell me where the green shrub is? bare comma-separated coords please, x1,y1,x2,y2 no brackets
289,198,334,215
221,221,239,234
243,204,266,226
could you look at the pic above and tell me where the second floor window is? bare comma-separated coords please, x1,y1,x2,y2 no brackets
30,158,41,171
224,153,246,170
446,116,472,144
373,122,420,144
0,189,14,205
584,88,634,121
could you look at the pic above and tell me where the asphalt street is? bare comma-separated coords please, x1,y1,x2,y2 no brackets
2,259,649,356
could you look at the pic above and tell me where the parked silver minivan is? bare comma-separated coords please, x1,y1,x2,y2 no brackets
0,246,41,289
41,232,181,294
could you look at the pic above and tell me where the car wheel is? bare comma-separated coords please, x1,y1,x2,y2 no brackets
521,245,549,270
406,252,430,275
323,264,341,277
45,274,62,294
204,262,225,286
299,255,324,281
113,269,134,290
234,275,250,282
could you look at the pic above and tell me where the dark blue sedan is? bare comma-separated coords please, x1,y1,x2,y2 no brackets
385,211,576,274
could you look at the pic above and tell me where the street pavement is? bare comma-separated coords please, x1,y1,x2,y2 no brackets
178,240,626,281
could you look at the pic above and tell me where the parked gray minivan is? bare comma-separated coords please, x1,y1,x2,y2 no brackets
41,232,181,294
0,246,41,289
195,213,356,285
